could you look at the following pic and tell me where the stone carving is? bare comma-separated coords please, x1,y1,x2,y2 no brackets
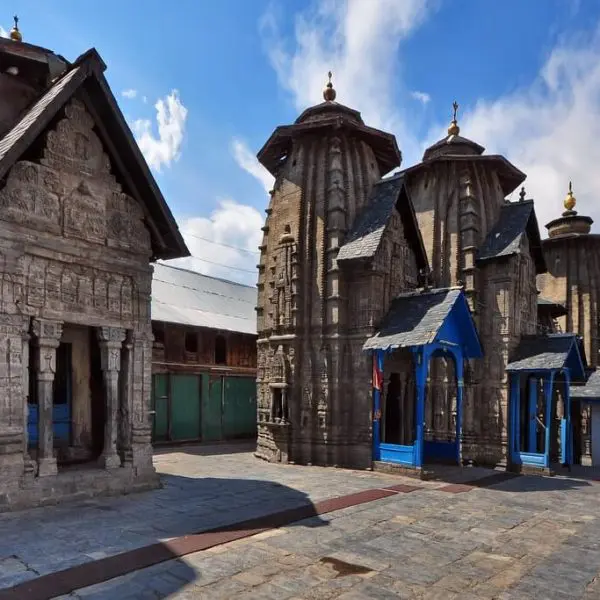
63,180,107,243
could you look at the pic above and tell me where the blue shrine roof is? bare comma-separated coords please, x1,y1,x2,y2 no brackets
363,287,482,358
506,333,587,381
570,369,600,400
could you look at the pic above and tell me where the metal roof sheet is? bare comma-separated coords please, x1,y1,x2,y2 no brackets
151,263,257,335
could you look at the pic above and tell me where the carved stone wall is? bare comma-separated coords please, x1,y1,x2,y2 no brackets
0,96,158,507
256,123,421,468
406,162,539,467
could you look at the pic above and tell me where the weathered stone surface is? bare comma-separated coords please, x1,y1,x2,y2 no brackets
0,96,158,508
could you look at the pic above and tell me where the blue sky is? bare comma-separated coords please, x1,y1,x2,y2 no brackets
3,0,600,284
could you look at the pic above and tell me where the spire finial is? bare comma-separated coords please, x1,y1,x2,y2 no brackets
519,186,526,202
447,100,460,136
564,180,577,212
10,14,22,42
323,71,336,102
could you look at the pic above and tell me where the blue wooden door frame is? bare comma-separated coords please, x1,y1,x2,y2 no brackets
373,342,465,469
509,369,572,468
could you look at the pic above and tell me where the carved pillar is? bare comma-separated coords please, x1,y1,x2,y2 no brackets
97,326,126,469
130,329,156,478
119,330,134,465
32,318,63,477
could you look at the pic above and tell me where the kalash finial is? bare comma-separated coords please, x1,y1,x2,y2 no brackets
323,71,336,102
447,100,460,136
10,15,22,42
519,186,526,202
564,180,577,212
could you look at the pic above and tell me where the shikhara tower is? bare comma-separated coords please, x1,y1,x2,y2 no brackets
255,75,425,467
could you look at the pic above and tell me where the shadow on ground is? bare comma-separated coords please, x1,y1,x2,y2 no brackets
0,476,327,600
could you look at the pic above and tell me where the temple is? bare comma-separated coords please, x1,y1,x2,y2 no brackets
255,73,600,475
0,22,188,507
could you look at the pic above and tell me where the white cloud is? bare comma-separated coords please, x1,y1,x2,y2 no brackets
261,0,432,167
133,90,188,172
410,90,431,105
121,88,138,99
0,26,7,38
165,199,263,285
142,96,148,104
458,25,600,232
231,138,275,193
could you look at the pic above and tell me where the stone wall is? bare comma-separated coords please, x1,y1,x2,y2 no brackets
0,96,158,509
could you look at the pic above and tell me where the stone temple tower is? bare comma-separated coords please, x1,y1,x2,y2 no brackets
255,75,401,467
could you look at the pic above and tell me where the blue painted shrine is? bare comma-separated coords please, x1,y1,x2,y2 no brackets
507,334,587,470
363,288,483,469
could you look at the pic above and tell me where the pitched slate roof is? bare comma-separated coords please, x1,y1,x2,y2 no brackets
476,200,546,274
337,174,428,271
506,334,584,373
571,369,600,400
363,287,462,350
151,263,257,335
0,48,188,261
537,296,567,318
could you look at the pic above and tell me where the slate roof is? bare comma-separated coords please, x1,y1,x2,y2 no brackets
422,133,485,162
151,263,257,335
363,287,462,351
337,174,428,271
476,200,546,274
571,369,600,400
0,48,188,261
506,334,581,372
537,296,568,318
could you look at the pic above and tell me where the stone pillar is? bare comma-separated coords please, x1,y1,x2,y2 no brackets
97,326,126,469
119,330,134,465
32,318,63,477
130,329,157,479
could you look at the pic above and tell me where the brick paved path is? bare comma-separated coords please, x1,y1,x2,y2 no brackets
2,443,600,599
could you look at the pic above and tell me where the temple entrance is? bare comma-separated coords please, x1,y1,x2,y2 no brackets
507,334,587,472
27,323,112,468
509,371,571,469
366,288,482,472
424,351,459,464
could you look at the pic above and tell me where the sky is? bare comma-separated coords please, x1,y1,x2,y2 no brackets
3,0,600,286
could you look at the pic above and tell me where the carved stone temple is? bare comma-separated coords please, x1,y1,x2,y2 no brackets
0,25,188,508
255,75,600,474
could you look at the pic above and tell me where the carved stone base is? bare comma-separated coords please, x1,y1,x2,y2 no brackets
37,457,57,477
98,453,121,469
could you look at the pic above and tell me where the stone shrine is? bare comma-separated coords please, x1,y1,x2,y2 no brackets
0,21,188,508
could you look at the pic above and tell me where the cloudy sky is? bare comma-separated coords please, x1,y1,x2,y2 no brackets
4,0,600,284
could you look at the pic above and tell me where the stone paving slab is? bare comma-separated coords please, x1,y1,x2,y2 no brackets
47,455,600,600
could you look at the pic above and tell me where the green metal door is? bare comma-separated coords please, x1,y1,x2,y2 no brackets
202,374,223,442
153,374,169,442
170,374,201,441
223,376,257,439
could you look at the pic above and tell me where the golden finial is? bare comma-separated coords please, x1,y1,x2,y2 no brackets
9,15,22,42
564,180,577,212
448,100,460,136
323,71,336,102
519,186,526,202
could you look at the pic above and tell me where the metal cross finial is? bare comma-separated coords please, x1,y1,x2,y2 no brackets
327,71,332,85
519,186,526,202
569,180,573,194
13,15,18,29
452,101,459,122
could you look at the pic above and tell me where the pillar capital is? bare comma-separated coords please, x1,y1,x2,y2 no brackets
31,318,62,347
97,326,127,347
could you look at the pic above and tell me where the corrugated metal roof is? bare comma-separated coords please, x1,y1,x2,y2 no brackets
151,263,257,335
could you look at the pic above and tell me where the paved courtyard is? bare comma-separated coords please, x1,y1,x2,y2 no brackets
1,443,600,599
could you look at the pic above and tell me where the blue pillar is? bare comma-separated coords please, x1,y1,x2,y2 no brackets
455,352,464,465
543,373,555,468
562,370,572,466
372,350,383,461
528,377,538,453
509,373,521,463
414,347,428,468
